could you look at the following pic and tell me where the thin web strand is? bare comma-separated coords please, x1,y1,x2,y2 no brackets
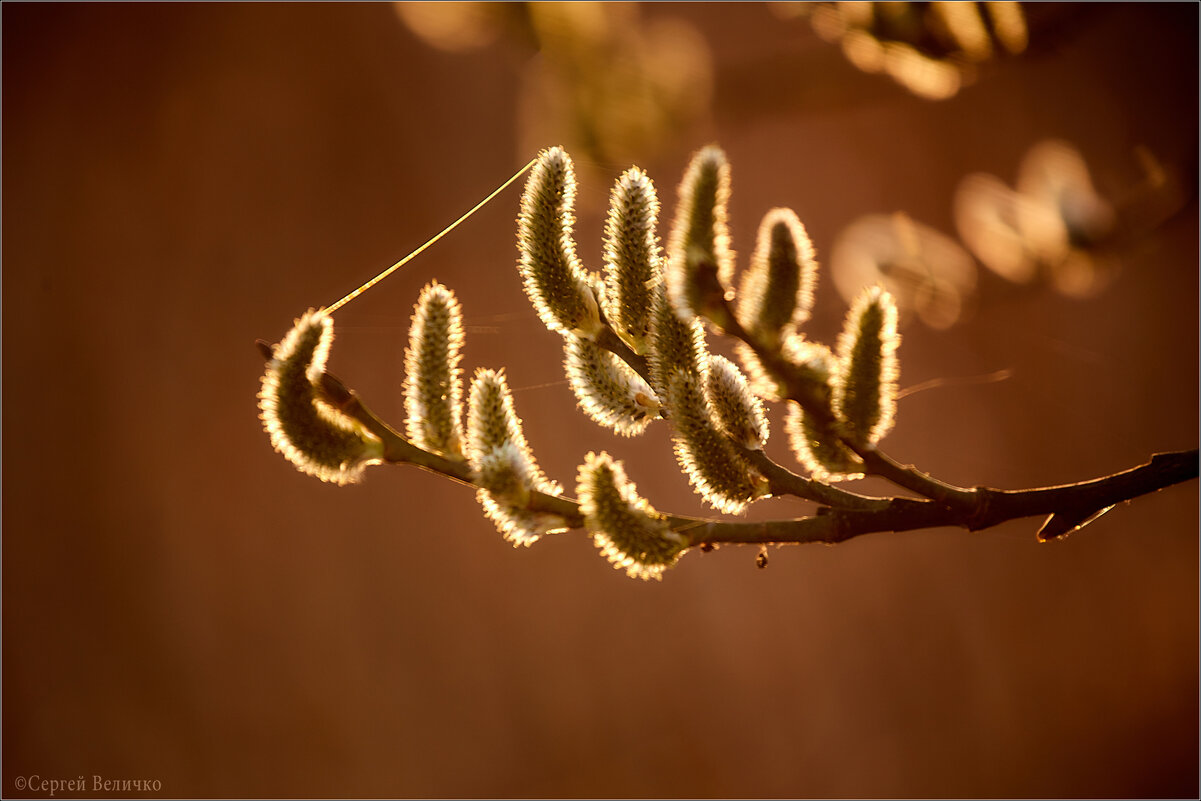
897,368,1014,400
325,157,538,315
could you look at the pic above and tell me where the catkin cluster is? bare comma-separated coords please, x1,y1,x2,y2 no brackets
259,145,902,580
518,145,899,501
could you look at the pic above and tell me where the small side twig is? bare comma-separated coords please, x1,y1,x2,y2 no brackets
711,296,979,509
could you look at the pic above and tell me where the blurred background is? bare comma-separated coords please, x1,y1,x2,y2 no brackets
3,3,1197,798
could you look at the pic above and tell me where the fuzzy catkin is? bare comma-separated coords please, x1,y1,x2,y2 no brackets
403,281,465,458
466,368,566,545
577,451,687,581
517,147,602,337
665,369,763,514
737,208,817,344
834,286,900,447
785,402,865,482
705,354,769,450
563,335,660,436
776,339,866,481
475,491,570,548
646,288,708,402
258,309,384,485
665,145,734,322
602,167,662,353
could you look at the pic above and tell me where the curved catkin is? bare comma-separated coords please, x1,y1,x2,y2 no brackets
403,282,465,458
517,146,602,337
785,402,865,482
737,208,818,344
258,309,384,485
466,368,566,545
665,145,734,322
834,286,900,446
577,452,688,581
705,355,769,450
563,335,660,436
602,167,662,353
665,369,764,514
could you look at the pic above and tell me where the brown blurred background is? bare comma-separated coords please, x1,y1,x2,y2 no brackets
3,3,1197,798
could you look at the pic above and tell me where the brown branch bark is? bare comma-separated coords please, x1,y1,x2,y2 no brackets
691,450,1198,546
317,363,1198,549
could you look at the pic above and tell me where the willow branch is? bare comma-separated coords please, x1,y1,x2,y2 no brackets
692,449,1198,546
316,363,1198,548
